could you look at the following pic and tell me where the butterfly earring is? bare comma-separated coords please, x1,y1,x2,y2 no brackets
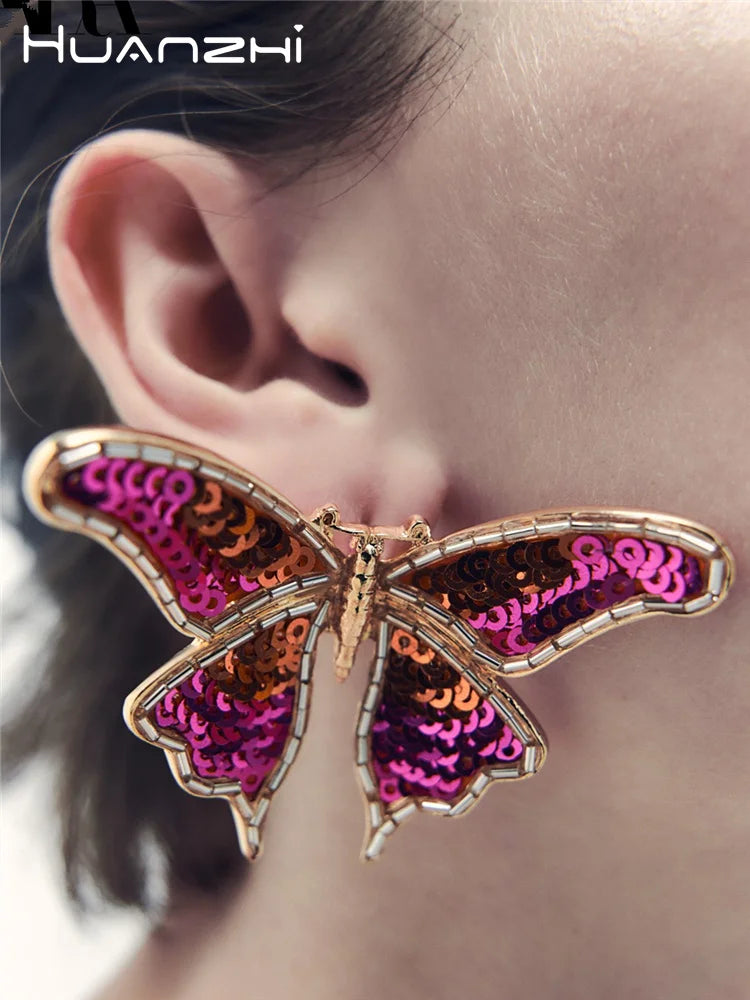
23,427,735,861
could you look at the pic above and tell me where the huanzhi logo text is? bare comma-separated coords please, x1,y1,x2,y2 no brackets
22,22,304,64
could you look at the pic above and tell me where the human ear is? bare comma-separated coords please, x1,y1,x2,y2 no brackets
46,128,447,525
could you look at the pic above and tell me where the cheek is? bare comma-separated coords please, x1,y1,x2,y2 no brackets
399,7,750,519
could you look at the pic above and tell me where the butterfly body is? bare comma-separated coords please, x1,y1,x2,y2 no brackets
332,534,382,680
310,506,433,681
23,427,735,861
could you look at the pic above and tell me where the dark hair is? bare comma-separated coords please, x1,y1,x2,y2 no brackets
1,1,465,911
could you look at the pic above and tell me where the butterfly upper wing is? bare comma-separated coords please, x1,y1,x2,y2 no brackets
23,426,344,857
381,509,733,677
23,427,343,640
125,597,330,858
356,619,545,859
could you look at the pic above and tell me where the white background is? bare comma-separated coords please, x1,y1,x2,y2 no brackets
2,524,148,1000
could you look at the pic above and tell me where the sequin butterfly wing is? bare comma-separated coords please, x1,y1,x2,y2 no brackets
123,597,330,858
23,427,344,857
356,509,733,857
356,618,546,860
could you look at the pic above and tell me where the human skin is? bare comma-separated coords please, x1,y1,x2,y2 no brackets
44,2,749,998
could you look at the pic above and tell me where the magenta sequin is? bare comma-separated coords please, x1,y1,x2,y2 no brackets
62,455,324,621
153,670,296,796
403,532,705,658
149,614,312,798
370,630,523,807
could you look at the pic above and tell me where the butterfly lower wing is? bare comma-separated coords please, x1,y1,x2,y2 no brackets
382,509,733,677
356,619,545,859
23,427,342,640
126,596,330,858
